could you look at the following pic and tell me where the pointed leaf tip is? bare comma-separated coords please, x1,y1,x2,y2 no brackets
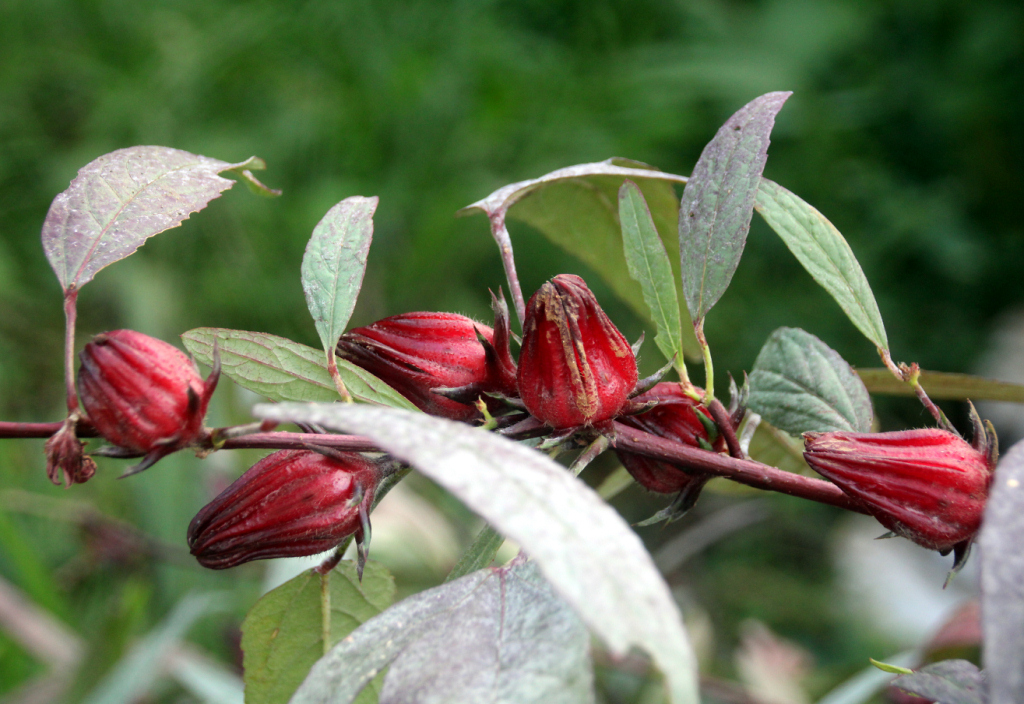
680,92,791,321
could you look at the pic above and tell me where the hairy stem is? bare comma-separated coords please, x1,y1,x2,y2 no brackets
695,319,714,402
488,214,526,328
63,289,79,414
612,422,868,514
326,349,353,403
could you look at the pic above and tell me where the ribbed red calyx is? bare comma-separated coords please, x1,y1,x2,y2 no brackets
337,311,517,421
77,330,216,455
803,428,994,552
518,274,638,430
187,449,378,569
615,383,723,493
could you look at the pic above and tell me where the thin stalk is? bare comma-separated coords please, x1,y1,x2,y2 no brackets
612,421,869,514
326,349,353,403
489,214,526,328
63,289,79,414
695,319,714,402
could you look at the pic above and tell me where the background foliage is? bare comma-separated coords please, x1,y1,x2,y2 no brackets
0,0,1019,701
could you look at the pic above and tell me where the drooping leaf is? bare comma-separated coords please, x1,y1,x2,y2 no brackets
981,438,1024,703
242,561,395,704
461,158,698,355
82,593,224,704
181,328,416,410
754,179,888,350
679,92,791,321
619,180,683,368
301,197,378,354
748,327,872,435
256,404,698,704
41,146,274,291
290,563,593,704
858,368,1024,403
890,660,987,704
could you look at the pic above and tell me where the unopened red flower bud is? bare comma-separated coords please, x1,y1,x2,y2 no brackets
77,330,218,474
615,383,723,494
187,449,378,569
518,274,638,430
803,428,994,553
337,310,516,422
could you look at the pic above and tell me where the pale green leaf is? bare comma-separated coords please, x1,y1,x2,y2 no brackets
180,327,416,409
619,180,683,368
755,178,888,350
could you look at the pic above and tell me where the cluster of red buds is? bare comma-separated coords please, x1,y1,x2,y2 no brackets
64,272,1000,573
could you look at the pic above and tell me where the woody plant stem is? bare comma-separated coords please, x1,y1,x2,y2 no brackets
1,418,867,515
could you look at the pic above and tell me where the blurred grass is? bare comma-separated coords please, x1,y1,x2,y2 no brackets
1,0,1018,700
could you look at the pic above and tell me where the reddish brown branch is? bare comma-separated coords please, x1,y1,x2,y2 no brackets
612,421,869,514
707,398,743,459
0,421,98,439
215,431,380,452
63,289,79,414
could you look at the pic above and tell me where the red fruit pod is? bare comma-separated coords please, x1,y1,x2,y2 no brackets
77,330,218,473
615,383,723,493
518,274,638,430
187,449,378,569
337,311,516,422
803,428,994,552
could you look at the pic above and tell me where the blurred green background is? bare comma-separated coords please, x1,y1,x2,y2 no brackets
0,0,1017,701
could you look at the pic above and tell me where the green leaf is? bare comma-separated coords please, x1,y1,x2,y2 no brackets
291,562,593,704
891,660,986,704
981,439,1024,702
755,178,888,350
462,158,698,356
619,180,683,368
181,328,416,410
242,561,395,704
301,196,378,355
41,147,271,291
679,92,791,321
256,404,699,704
444,524,505,583
858,368,1024,403
748,327,872,435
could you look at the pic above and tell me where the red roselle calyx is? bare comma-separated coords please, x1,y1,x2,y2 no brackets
518,274,638,430
187,449,378,571
77,330,218,475
803,428,996,554
336,307,517,422
615,383,724,497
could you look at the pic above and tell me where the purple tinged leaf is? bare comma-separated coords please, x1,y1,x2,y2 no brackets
679,92,791,321
891,660,987,704
256,403,699,704
981,438,1024,703
301,196,378,354
42,146,272,291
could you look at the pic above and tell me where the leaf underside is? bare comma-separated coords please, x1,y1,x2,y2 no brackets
255,403,699,704
42,146,252,291
891,660,987,704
